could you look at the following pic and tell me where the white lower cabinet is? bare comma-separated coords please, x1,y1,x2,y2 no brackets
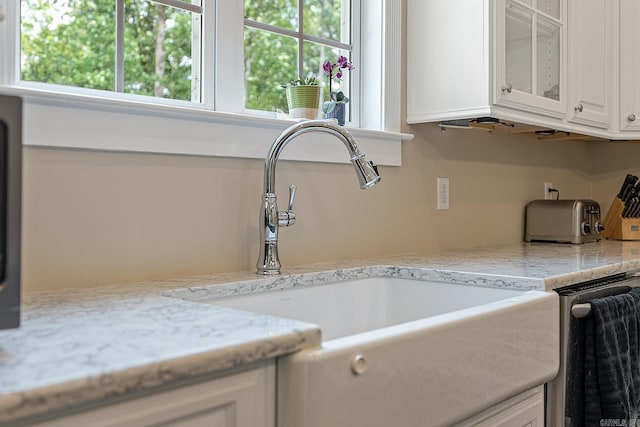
456,386,545,427
27,361,275,427
23,359,544,427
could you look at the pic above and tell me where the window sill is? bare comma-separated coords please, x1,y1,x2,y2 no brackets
2,85,412,166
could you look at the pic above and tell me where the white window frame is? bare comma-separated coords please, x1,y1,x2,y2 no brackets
0,0,410,166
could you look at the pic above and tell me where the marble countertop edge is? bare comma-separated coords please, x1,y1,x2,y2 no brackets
165,264,549,304
541,259,640,290
0,327,321,424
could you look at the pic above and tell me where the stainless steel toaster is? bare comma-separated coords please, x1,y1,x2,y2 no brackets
524,199,603,244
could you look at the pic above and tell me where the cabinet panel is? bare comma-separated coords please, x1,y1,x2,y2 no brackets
456,386,544,427
27,362,276,427
567,0,613,128
620,0,640,131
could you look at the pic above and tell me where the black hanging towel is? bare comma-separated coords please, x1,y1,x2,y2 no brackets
584,287,640,426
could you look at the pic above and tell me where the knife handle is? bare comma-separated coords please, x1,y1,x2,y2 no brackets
619,175,632,198
623,177,639,201
619,174,638,199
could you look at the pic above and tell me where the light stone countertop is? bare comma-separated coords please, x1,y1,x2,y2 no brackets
3,240,640,424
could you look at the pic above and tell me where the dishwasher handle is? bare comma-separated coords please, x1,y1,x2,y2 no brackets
570,284,637,318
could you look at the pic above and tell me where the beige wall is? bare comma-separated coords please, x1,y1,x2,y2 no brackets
22,127,594,293
19,0,607,293
591,142,640,217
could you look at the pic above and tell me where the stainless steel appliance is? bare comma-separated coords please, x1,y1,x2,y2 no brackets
0,95,22,330
546,272,640,426
524,199,603,244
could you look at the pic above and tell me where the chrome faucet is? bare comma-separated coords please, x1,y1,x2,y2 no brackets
256,120,381,275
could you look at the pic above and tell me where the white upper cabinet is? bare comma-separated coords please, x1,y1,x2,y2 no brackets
406,0,640,141
619,0,640,132
407,0,492,123
407,0,566,126
567,0,614,129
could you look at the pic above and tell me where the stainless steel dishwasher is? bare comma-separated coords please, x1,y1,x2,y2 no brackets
546,271,640,426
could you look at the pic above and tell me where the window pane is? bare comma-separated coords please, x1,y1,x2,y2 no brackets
245,0,297,31
305,42,351,123
244,27,297,112
243,0,352,114
21,0,116,90
303,0,345,42
124,1,196,101
303,42,343,102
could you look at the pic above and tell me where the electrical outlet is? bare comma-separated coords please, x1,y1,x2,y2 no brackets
544,182,554,200
437,177,449,210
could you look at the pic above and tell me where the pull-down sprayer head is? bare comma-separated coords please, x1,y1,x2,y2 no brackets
351,153,381,190
262,120,380,194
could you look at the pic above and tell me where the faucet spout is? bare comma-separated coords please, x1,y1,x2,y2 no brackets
257,120,381,275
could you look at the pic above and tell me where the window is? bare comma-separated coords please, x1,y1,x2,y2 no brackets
18,0,354,117
20,0,202,102
0,0,405,166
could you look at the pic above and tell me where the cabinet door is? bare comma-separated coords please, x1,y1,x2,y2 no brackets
567,0,613,129
620,0,640,131
495,0,565,118
406,0,491,123
27,362,276,427
456,386,544,427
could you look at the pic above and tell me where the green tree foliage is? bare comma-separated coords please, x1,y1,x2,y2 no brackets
21,0,193,100
244,26,297,112
123,2,193,100
21,0,116,91
20,0,343,110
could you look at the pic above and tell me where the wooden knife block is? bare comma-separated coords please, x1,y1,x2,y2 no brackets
602,197,640,240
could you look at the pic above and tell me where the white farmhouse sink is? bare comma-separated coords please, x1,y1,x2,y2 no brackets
204,276,559,427
210,276,527,340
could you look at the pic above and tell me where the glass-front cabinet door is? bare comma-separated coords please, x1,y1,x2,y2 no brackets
495,0,565,118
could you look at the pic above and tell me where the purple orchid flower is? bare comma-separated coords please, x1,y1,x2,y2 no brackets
322,56,355,96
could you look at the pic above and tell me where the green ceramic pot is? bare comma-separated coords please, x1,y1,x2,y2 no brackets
285,85,320,119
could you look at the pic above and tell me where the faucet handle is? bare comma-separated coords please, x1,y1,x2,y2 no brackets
287,184,297,212
278,184,297,227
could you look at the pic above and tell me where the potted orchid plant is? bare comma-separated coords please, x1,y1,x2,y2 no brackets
322,55,354,125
